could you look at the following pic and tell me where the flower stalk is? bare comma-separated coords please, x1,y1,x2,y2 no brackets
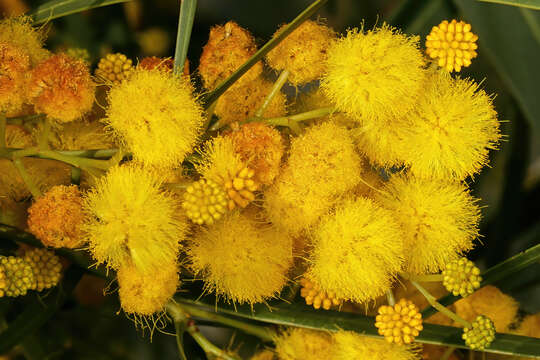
254,69,290,118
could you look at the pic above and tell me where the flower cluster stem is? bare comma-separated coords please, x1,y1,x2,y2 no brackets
441,347,456,360
386,289,396,306
255,69,290,118
38,117,51,150
411,280,471,328
12,158,42,198
0,113,6,149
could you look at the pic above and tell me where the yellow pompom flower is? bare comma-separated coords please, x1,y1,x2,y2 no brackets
300,277,342,310
22,248,62,291
454,285,518,332
105,68,204,169
375,298,423,344
332,331,418,360
250,350,275,360
29,54,96,123
196,136,259,210
266,20,335,85
462,315,496,350
377,175,480,275
264,122,363,236
226,123,284,186
0,17,49,66
442,257,482,297
0,41,30,115
426,19,478,72
182,178,228,225
117,260,179,316
199,21,263,90
188,211,292,305
0,256,35,297
404,70,500,180
215,77,287,126
516,313,540,338
274,328,334,360
95,53,134,84
307,197,404,304
27,185,84,248
82,165,187,273
321,24,425,123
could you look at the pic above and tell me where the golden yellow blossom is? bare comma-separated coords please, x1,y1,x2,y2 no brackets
29,54,95,122
215,77,287,126
321,24,425,123
307,197,403,304
117,260,179,316
65,47,90,64
83,165,187,273
226,123,284,185
250,350,275,360
274,328,334,360
95,53,134,85
300,277,342,310
22,247,62,291
27,185,84,248
0,17,49,66
375,298,423,344
199,21,263,90
332,331,418,360
105,68,204,169
426,19,478,72
377,175,480,275
264,122,363,236
0,42,30,114
404,70,500,180
454,285,518,332
442,257,482,297
266,20,335,85
516,313,540,338
189,212,292,305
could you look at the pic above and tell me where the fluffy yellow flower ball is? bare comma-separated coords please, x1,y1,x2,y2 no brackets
516,313,540,338
274,328,334,360
332,331,418,360
264,122,363,236
404,70,500,180
117,260,179,316
188,211,293,305
0,17,49,66
0,41,30,115
82,165,187,273
266,20,335,85
321,24,425,124
307,197,403,303
454,285,518,332
377,175,480,275
105,68,204,169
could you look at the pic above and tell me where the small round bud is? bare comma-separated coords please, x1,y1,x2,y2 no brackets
95,53,134,85
65,47,90,64
462,315,496,350
300,277,342,310
0,256,35,297
375,298,423,344
425,19,478,72
182,179,228,225
23,248,62,291
442,257,482,297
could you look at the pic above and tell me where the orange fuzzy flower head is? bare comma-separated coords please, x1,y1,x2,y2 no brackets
27,185,84,248
199,21,263,90
0,41,30,114
226,123,284,185
29,53,95,122
138,56,174,72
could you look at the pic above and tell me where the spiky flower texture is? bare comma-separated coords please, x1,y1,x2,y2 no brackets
274,328,334,360
378,176,480,274
332,331,419,360
83,165,186,273
321,25,425,123
105,68,204,169
307,197,404,303
189,212,292,304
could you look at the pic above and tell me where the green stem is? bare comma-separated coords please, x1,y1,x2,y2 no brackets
38,118,51,150
255,69,290,118
8,147,111,171
173,0,197,75
175,301,275,342
262,106,335,127
0,113,6,149
401,273,444,282
166,303,189,360
386,289,396,306
12,158,42,198
441,347,456,360
411,281,471,328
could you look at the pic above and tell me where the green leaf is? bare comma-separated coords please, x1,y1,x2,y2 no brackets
422,242,540,318
478,0,540,10
30,0,133,25
176,297,540,358
0,266,84,354
202,0,329,108
173,0,197,75
453,0,540,155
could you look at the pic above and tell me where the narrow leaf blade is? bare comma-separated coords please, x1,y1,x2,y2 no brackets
30,0,132,25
